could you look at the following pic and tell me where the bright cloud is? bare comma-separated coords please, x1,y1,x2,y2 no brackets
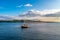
30,9,60,15
17,5,23,8
24,4,32,7
17,4,32,8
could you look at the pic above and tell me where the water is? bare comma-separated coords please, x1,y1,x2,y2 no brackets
0,22,60,40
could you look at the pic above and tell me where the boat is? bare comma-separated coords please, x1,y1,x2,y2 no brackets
21,20,28,28
21,24,28,28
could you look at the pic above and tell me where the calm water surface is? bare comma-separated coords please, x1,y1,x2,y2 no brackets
0,22,60,40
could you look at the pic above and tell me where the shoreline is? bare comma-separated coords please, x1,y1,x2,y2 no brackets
0,20,60,23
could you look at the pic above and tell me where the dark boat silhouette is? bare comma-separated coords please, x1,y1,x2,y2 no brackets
21,20,28,28
21,24,28,28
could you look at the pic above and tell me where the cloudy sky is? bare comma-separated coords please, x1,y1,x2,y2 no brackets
0,0,60,16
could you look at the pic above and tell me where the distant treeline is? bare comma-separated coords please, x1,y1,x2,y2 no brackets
0,20,46,23
0,20,24,22
0,20,42,22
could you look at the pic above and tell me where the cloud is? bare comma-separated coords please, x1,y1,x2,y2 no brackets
17,5,23,8
0,14,17,20
17,4,32,8
17,9,60,20
29,9,60,15
24,4,32,7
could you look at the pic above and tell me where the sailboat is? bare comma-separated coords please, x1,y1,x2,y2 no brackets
21,20,28,28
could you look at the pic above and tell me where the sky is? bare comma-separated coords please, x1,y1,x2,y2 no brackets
0,0,60,16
